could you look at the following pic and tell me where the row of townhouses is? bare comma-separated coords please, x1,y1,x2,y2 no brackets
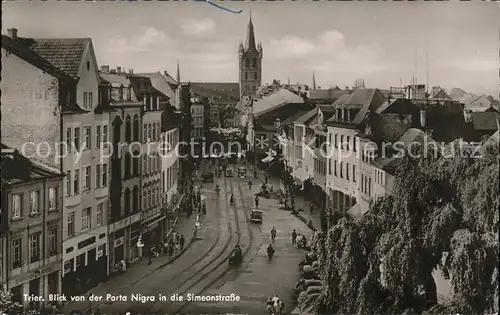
0,28,193,309
245,83,499,218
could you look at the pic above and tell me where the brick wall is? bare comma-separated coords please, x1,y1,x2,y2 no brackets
1,48,61,168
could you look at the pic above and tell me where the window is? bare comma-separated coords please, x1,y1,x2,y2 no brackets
125,153,131,178
102,163,108,187
30,232,41,262
334,160,337,176
143,191,147,209
346,136,350,151
48,187,57,210
328,160,332,175
48,228,57,255
334,134,338,148
84,166,91,190
125,189,131,214
133,116,139,141
66,128,72,151
346,163,350,180
353,137,357,152
103,125,108,145
68,212,75,237
368,178,372,197
152,124,157,141
96,202,103,226
119,86,124,100
29,190,40,214
148,190,152,208
95,164,101,188
133,154,139,176
83,127,91,150
148,124,152,140
245,72,248,80
12,238,22,269
74,127,80,151
73,169,80,194
353,165,356,183
12,194,22,219
254,73,258,80
89,92,93,107
96,125,101,148
340,135,344,149
66,171,71,196
340,162,343,178
128,87,132,101
82,207,91,231
83,92,88,107
125,116,131,142
143,125,147,141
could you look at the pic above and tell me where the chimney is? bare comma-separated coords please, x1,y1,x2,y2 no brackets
100,65,110,73
129,68,133,74
8,28,18,38
117,66,122,74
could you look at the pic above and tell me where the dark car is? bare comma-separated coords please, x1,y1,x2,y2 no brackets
202,172,214,182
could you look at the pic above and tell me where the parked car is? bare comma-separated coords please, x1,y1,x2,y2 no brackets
202,172,214,182
225,166,234,177
250,209,263,223
238,166,246,178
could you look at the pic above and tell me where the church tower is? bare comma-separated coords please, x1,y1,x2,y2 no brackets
239,12,263,98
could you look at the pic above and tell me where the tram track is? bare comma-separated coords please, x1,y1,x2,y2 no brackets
172,175,255,313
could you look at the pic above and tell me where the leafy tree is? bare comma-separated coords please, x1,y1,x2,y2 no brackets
0,291,41,315
310,140,499,314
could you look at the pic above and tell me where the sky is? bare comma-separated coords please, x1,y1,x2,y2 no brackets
3,1,500,96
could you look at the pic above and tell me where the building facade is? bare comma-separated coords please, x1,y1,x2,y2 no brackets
100,68,144,270
1,146,64,310
1,31,110,297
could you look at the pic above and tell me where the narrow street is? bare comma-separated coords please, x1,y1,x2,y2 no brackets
62,164,313,314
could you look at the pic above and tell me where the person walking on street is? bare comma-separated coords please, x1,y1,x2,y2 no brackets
292,229,297,245
168,239,174,257
148,247,153,265
310,203,314,214
180,234,185,250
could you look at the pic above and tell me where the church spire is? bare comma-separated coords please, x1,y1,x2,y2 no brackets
312,71,316,90
245,10,257,51
176,60,180,84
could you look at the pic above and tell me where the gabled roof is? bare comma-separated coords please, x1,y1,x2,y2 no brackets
137,72,176,98
2,35,75,83
332,94,351,106
282,111,309,126
430,87,452,100
100,73,131,86
449,88,467,102
470,112,499,131
463,95,492,112
23,37,91,78
253,88,304,115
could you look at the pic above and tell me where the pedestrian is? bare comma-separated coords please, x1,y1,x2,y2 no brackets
168,239,174,257
148,247,153,265
180,235,185,250
163,240,168,254
310,203,314,214
292,229,297,245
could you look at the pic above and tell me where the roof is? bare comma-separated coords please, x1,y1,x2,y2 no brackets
463,95,492,112
294,108,318,124
189,82,240,100
2,35,76,83
253,88,304,115
1,144,63,185
24,38,90,78
100,73,131,86
430,88,452,100
282,111,309,126
137,72,176,98
327,88,386,125
449,88,467,102
398,128,436,146
470,112,499,131
308,89,350,100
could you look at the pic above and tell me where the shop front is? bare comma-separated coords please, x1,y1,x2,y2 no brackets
142,215,164,248
129,223,141,262
113,229,126,266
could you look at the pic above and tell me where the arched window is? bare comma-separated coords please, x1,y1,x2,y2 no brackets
125,152,131,178
133,151,139,176
125,116,131,142
133,186,139,213
124,188,131,214
133,115,139,141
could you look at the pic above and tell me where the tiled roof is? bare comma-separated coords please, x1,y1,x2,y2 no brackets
430,88,452,100
282,111,309,126
100,73,131,86
332,94,351,106
2,35,75,82
463,95,492,112
470,112,499,131
25,38,90,78
189,82,240,100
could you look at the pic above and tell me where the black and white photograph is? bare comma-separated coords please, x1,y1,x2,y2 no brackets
1,1,499,315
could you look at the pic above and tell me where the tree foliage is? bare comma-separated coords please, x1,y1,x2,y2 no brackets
312,140,499,314
0,291,40,315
